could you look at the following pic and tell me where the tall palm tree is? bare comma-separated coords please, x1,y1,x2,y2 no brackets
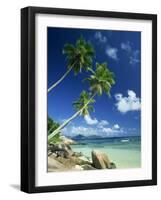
48,91,95,141
48,36,95,93
85,62,115,97
48,62,115,142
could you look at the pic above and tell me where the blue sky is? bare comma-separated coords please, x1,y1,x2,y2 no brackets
48,27,141,138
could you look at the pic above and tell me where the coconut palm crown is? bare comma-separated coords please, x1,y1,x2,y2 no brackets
73,90,95,116
48,90,95,141
63,36,95,75
85,62,115,96
48,36,95,93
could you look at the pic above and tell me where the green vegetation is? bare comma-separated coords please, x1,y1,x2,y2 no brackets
48,132,62,144
73,91,95,116
48,116,62,143
85,62,115,97
48,116,60,135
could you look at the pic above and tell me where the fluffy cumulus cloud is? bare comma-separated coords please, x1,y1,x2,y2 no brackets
71,126,88,134
121,41,132,53
102,128,113,134
94,31,118,61
113,124,120,129
106,46,118,60
97,120,109,128
69,126,98,137
62,115,124,137
94,31,107,43
115,90,141,113
84,115,109,128
102,124,123,136
84,115,98,125
62,123,123,137
121,41,140,65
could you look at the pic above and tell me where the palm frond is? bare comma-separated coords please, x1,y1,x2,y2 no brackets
63,36,95,74
72,90,95,116
85,62,115,97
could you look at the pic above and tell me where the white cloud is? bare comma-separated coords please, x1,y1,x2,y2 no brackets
129,50,140,65
71,126,88,133
84,115,108,127
62,121,124,138
84,115,98,125
115,90,141,113
95,31,107,43
121,41,140,65
113,124,120,129
106,46,118,60
103,124,120,133
121,41,132,53
61,115,124,138
69,125,123,137
102,127,113,134
97,120,109,128
103,127,115,133
71,126,97,137
94,32,119,61
62,125,95,137
102,126,123,136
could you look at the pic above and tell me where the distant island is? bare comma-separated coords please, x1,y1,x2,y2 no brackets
71,134,140,141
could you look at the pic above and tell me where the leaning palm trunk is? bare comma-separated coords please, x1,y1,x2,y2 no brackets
48,109,81,141
48,93,96,141
48,66,73,93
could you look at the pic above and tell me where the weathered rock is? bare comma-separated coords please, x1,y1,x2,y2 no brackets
48,139,116,172
48,150,53,156
71,156,92,166
60,136,77,145
73,165,84,170
55,156,76,168
91,150,111,169
109,162,116,169
48,157,65,170
79,156,90,162
48,143,74,158
49,152,57,158
73,152,83,157
82,164,96,170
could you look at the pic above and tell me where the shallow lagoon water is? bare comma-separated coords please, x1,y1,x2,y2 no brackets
71,136,141,169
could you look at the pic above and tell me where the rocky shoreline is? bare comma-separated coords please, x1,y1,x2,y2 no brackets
48,137,116,172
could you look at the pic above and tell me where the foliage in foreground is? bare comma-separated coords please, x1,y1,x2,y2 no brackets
48,116,62,144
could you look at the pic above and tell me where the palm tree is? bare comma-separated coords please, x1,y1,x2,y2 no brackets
48,36,95,93
85,62,115,97
48,62,115,142
48,91,95,141
73,91,95,116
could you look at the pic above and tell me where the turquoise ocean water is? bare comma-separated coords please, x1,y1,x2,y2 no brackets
71,136,141,169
